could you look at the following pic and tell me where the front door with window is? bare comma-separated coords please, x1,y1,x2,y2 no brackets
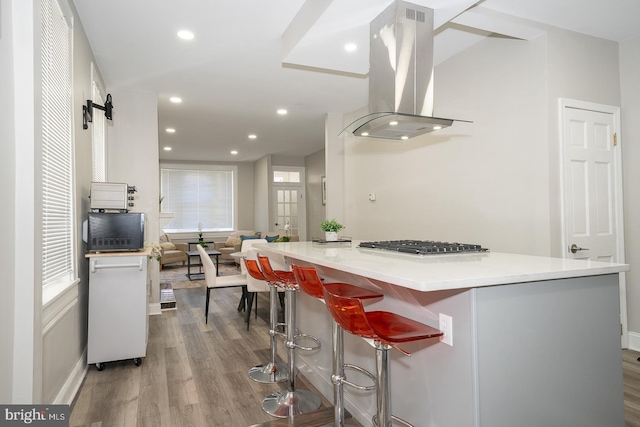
273,168,306,241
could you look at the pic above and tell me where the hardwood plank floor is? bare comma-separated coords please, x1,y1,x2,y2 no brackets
70,286,640,427
70,287,360,427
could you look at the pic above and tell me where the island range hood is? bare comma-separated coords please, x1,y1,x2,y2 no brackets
341,0,468,140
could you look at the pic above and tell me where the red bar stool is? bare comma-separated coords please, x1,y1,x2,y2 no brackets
258,255,322,418
292,264,384,427
322,285,444,427
243,256,288,384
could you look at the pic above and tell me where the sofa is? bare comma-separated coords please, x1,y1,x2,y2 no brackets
159,233,188,269
214,230,299,262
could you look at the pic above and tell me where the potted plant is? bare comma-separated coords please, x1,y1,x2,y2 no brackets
197,223,208,248
283,222,291,242
320,219,344,242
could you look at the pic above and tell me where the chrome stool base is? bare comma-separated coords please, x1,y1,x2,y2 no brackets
262,389,321,418
248,361,291,383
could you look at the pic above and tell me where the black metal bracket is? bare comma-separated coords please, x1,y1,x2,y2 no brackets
83,93,113,130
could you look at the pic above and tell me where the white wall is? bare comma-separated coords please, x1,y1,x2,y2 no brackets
545,29,622,257
305,149,326,238
342,34,550,255
236,162,255,229
620,35,640,338
338,27,624,260
106,89,161,309
253,156,271,232
1,0,103,403
0,0,18,403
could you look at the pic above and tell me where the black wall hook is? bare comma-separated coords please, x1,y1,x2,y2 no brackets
83,94,113,130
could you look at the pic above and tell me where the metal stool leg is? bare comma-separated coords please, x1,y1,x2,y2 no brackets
248,285,289,383
371,343,413,427
262,286,321,417
328,320,359,427
205,287,211,324
376,342,392,427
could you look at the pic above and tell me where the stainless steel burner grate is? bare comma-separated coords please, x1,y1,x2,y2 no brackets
358,240,489,255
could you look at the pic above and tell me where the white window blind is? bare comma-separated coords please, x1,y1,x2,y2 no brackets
161,168,235,231
91,79,106,182
41,0,75,287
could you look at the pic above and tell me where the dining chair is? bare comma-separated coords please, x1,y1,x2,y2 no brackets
239,239,268,330
197,244,247,324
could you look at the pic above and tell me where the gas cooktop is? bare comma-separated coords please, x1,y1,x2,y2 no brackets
358,240,489,255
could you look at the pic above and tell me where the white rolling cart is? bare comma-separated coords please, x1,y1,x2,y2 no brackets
86,248,150,371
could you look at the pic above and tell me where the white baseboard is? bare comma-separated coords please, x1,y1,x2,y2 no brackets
149,302,162,316
628,331,640,352
54,349,87,405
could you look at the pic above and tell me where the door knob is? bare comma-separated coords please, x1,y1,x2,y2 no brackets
569,244,589,254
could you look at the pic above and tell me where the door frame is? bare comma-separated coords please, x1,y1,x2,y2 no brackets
558,98,627,347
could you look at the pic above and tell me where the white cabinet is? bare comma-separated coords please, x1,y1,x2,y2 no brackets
86,250,150,370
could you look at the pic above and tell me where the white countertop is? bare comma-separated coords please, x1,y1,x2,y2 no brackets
258,241,629,292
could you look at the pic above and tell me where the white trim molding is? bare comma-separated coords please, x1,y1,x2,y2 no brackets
628,332,640,352
149,302,162,316
54,350,87,405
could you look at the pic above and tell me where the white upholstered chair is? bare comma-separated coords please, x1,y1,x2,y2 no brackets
197,244,247,324
239,239,269,329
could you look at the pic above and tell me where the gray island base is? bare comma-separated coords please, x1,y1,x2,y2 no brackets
259,241,629,427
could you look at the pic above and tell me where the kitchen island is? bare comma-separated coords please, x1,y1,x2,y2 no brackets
259,241,629,427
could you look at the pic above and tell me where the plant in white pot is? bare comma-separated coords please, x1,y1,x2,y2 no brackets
320,219,344,242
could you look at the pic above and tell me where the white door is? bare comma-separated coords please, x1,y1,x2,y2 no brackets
273,185,306,241
272,167,306,241
560,99,627,344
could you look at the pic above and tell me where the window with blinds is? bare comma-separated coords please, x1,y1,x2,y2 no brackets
91,77,107,182
161,167,236,231
41,0,75,288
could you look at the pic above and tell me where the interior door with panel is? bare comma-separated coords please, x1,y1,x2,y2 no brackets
560,100,627,345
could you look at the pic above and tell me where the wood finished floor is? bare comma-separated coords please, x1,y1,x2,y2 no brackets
70,286,640,427
70,287,361,427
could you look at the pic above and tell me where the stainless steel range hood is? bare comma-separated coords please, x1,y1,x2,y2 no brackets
341,0,467,140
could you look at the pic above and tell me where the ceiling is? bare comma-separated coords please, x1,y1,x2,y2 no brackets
72,0,640,163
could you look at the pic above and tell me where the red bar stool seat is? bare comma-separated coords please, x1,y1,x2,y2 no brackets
243,256,288,384
292,264,383,427
258,255,322,418
322,285,444,427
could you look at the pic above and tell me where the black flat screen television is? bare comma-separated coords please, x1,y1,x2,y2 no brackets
87,212,145,252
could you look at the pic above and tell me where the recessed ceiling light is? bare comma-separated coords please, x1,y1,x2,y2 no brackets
277,109,287,115
344,43,357,52
248,134,257,139
166,128,176,133
433,126,442,130
164,146,172,151
169,97,182,103
230,150,238,155
177,30,194,40
361,132,369,137
400,135,409,140
389,121,398,126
